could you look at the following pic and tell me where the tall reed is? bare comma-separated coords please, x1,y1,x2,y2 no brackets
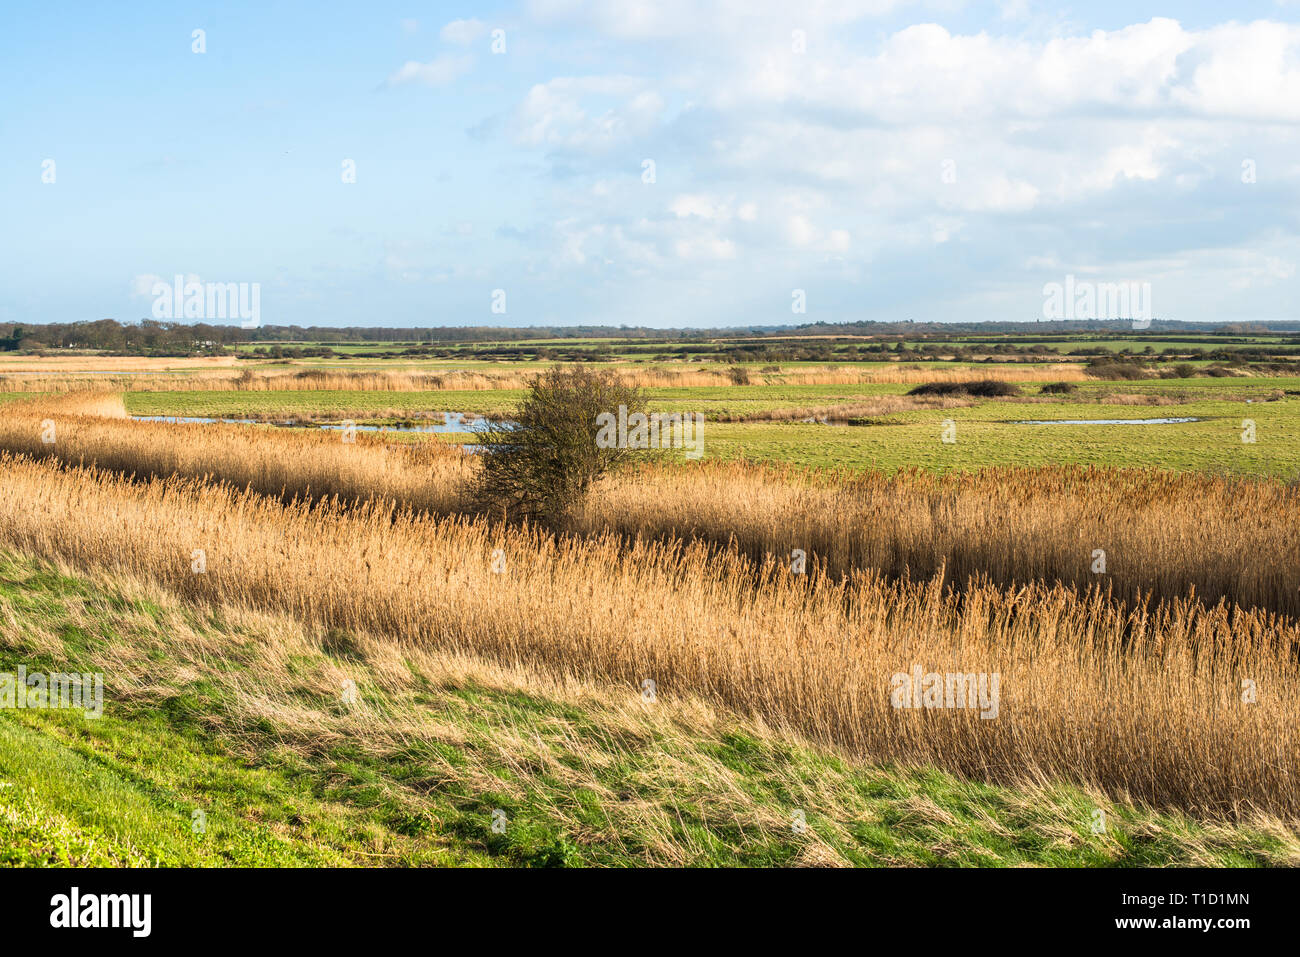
5,395,1298,619
0,362,1087,394
0,452,1295,818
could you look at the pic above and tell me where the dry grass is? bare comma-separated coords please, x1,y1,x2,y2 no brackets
0,451,1296,819
0,362,1087,394
581,461,1300,619
0,393,470,512
5,392,1300,619
0,355,239,372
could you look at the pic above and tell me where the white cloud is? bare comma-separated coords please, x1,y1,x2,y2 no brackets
722,19,1300,124
440,19,487,45
670,194,730,220
787,214,817,247
387,54,474,87
512,76,663,149
409,10,1300,323
674,235,737,260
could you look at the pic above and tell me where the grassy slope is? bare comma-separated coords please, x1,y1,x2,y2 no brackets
0,551,1294,867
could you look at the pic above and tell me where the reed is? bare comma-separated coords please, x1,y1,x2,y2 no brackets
0,393,470,512
0,451,1295,818
0,362,1088,394
580,460,1300,620
5,394,1298,619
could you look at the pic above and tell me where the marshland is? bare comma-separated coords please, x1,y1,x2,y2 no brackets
3,330,1300,866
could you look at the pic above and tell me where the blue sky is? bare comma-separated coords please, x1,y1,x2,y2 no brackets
4,1,1300,328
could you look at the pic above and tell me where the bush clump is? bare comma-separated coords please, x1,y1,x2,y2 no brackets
470,365,645,527
908,379,1021,398
1084,360,1148,381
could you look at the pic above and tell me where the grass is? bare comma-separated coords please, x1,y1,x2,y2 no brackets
9,359,1300,867
111,378,1300,477
121,382,964,421
0,392,474,513
701,395,1300,476
1,551,1294,867
124,388,528,421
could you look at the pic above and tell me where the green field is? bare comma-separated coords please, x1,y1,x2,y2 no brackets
119,376,1300,476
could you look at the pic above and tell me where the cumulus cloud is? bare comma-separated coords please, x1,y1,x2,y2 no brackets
393,7,1300,323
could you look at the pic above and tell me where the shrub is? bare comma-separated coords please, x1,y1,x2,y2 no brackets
1039,382,1077,395
908,379,1021,398
471,365,645,527
1084,361,1147,381
725,365,752,385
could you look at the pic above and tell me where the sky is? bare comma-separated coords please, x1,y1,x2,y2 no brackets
3,1,1300,329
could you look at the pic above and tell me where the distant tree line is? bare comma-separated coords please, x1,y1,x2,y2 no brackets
5,317,1300,356
0,320,240,354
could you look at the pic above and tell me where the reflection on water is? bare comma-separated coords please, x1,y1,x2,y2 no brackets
131,412,501,435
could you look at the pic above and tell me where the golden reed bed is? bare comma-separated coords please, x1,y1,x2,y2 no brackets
5,392,1300,619
0,393,470,513
0,451,1295,819
0,362,1087,394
